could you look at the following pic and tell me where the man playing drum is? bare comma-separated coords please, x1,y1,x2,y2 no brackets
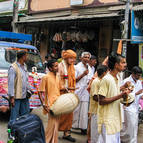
58,49,77,142
38,59,61,143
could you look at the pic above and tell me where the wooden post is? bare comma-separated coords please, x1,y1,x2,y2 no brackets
12,0,19,33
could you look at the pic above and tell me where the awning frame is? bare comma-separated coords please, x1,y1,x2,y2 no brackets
18,12,119,23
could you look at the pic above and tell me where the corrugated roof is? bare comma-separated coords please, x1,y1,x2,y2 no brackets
18,12,119,23
108,5,126,11
108,5,133,10
132,4,143,11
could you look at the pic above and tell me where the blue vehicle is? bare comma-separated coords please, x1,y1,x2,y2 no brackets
0,31,45,111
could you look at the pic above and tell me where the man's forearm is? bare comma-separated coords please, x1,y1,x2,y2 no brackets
8,67,16,97
135,89,143,96
99,93,123,105
38,92,45,105
76,73,85,82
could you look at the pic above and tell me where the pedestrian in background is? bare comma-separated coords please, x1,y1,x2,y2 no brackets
8,50,30,121
43,54,51,73
87,55,98,143
88,55,98,78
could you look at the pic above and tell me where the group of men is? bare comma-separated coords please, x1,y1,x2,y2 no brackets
8,49,143,143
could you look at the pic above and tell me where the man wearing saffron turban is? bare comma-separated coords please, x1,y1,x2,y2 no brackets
58,49,77,142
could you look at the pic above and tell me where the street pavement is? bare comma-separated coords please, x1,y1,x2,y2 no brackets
0,107,142,143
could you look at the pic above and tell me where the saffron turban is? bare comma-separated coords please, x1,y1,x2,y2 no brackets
62,50,76,59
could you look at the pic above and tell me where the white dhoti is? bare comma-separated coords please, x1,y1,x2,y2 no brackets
91,114,101,143
99,124,120,143
120,110,138,143
72,101,89,129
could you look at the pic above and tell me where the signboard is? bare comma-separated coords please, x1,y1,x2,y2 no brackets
131,10,143,44
70,0,83,6
0,0,27,13
139,44,143,72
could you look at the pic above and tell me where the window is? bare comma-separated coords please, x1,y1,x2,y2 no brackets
0,46,44,73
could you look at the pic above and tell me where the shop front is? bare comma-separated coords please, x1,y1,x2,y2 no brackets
132,4,143,72
18,0,128,62
0,0,28,31
18,13,122,63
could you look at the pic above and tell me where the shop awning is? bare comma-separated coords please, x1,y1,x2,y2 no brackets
108,5,126,11
18,12,119,23
108,5,133,11
132,4,143,11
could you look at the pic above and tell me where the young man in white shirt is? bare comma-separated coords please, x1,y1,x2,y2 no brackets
121,66,143,143
88,55,98,78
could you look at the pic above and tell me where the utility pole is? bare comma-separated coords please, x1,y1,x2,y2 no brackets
12,0,19,33
122,0,130,57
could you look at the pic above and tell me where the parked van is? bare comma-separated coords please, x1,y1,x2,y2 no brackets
0,32,45,111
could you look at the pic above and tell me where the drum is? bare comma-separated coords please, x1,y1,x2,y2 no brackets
50,93,79,116
120,93,134,106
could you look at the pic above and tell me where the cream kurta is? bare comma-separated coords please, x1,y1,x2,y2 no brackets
89,77,100,114
98,73,122,135
89,77,101,143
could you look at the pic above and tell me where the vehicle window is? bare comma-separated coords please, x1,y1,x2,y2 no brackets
26,51,44,73
5,49,17,63
0,47,12,69
0,46,45,73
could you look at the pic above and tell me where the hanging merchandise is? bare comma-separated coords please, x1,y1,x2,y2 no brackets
53,33,58,42
117,40,122,54
71,32,76,42
81,32,88,43
66,32,71,41
62,31,67,41
53,33,62,42
87,31,95,40
59,33,62,41
76,31,82,42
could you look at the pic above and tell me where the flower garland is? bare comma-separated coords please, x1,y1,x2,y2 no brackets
62,60,68,88
29,69,39,94
0,73,8,78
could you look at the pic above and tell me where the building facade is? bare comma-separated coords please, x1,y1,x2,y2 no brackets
17,0,143,66
0,0,28,31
